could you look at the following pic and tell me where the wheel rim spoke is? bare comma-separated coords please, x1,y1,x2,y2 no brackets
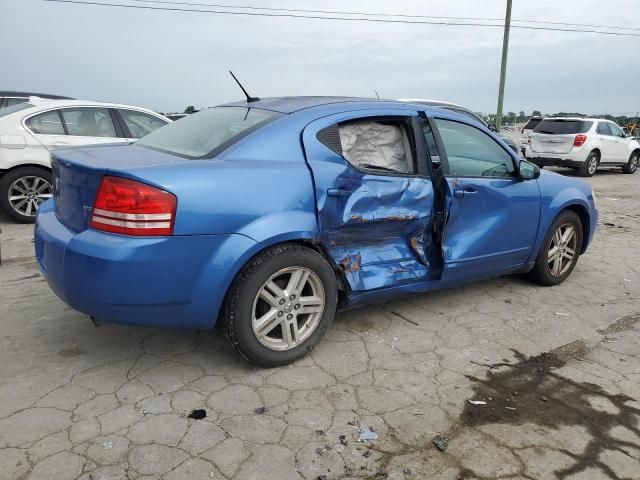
252,266,325,351
548,223,578,277
8,176,52,216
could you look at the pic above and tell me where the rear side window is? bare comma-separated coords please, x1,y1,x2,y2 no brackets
26,110,65,135
118,109,168,138
523,118,542,130
61,107,116,137
136,107,280,158
317,117,417,175
534,119,593,135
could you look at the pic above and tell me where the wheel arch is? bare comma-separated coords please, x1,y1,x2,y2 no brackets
562,203,591,254
0,162,51,176
217,237,350,328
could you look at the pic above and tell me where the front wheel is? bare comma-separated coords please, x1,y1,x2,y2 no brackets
222,244,338,366
623,152,639,174
580,152,599,177
527,210,583,286
0,167,53,223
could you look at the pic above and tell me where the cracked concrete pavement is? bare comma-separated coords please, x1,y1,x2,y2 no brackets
0,169,639,480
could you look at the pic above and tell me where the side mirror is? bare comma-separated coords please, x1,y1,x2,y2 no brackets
518,160,540,180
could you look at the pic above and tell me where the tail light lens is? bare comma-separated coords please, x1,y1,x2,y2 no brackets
574,134,587,147
89,176,176,236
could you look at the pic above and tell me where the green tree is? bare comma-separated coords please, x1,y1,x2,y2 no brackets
532,110,542,117
518,111,525,122
184,105,196,114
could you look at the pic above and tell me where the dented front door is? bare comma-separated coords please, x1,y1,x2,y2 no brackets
302,110,437,293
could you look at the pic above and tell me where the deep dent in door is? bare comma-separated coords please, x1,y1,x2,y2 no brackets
319,175,436,292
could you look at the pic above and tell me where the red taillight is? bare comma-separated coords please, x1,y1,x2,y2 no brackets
573,134,587,147
89,176,176,236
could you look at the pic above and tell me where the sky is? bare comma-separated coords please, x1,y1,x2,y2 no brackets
3,0,639,115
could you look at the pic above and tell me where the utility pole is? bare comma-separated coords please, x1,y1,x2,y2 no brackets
495,0,512,133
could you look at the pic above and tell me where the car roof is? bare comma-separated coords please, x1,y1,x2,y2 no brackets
221,96,415,114
2,98,167,118
0,91,73,99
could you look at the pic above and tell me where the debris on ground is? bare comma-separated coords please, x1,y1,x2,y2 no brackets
187,409,207,420
344,465,353,475
317,476,328,480
404,467,413,476
358,427,378,441
432,434,448,451
102,440,113,449
348,420,359,427
362,450,371,458
468,399,487,405
554,312,570,317
254,406,266,414
505,406,517,411
339,434,348,445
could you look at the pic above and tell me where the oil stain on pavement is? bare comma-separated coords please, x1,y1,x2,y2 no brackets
461,337,640,479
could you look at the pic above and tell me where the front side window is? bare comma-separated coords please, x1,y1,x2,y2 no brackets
61,107,116,137
5,97,28,108
118,109,168,138
434,119,515,178
136,107,280,158
26,110,65,135
608,123,624,137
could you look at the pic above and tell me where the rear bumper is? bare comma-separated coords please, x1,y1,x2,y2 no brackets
34,201,258,329
527,156,584,168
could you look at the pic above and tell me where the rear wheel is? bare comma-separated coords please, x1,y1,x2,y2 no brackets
580,151,599,177
0,167,52,223
527,210,583,286
222,244,338,366
622,152,639,174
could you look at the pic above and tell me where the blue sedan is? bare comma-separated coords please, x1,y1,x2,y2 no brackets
35,97,598,365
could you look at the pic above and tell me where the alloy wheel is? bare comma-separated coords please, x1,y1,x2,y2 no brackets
630,154,638,172
587,156,598,175
251,266,325,351
8,176,53,217
547,223,578,277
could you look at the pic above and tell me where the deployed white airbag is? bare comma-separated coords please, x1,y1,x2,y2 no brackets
338,121,410,173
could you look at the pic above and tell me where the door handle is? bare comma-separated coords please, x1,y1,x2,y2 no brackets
327,188,352,197
453,188,477,198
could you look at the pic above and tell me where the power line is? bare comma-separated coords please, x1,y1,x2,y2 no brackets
125,0,640,32
43,0,640,37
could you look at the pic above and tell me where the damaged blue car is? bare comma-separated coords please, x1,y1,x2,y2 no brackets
35,97,598,365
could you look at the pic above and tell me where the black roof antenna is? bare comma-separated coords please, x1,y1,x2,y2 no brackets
374,90,380,99
229,70,260,103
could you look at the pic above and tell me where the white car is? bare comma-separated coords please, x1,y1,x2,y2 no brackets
519,116,542,155
525,117,640,177
0,98,170,222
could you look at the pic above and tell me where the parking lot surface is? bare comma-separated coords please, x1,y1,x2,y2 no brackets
1,169,639,480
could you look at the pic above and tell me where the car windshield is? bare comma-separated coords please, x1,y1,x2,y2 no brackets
523,118,542,130
136,106,281,158
0,102,33,118
534,119,592,135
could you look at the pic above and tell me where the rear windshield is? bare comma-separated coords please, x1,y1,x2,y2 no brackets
0,102,33,118
534,119,593,135
136,106,281,158
523,118,542,130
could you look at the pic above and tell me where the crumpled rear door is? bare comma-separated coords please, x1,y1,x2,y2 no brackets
302,109,438,293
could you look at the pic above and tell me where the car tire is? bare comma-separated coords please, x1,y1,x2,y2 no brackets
222,243,338,366
580,151,599,177
622,151,639,174
0,167,52,223
526,210,583,286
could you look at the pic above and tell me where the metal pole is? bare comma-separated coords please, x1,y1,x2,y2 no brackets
495,0,512,133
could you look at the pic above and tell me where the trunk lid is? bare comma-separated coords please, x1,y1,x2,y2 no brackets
530,119,593,155
52,144,188,232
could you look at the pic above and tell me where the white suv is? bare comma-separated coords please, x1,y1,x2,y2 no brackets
0,98,170,222
519,116,542,155
525,117,640,177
